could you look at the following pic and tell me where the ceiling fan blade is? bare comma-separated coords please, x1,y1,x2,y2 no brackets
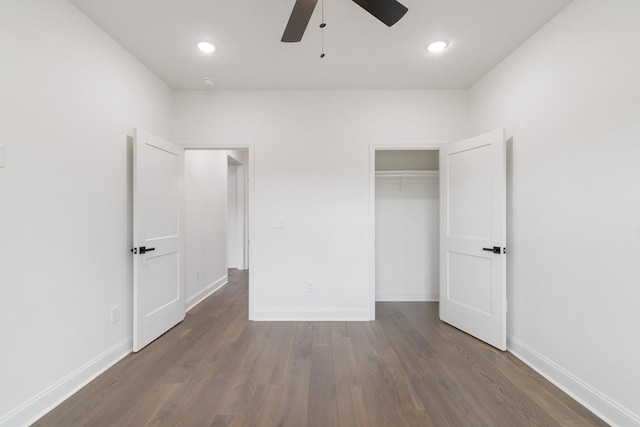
352,0,408,27
281,0,319,43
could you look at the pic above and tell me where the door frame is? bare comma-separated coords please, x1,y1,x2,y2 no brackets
369,142,442,319
185,144,255,319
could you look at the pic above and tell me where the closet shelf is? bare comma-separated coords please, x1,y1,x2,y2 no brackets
375,170,439,190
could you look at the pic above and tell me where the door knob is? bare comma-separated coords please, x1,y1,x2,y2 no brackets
482,246,505,254
131,246,156,255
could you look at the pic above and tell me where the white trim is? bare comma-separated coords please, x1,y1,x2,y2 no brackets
185,275,228,312
369,145,376,319
0,339,131,427
371,141,446,150
375,292,439,302
508,334,640,427
252,308,370,321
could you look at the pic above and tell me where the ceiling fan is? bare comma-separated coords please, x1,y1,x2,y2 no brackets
281,0,408,43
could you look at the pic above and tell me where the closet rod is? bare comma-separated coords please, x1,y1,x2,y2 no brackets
375,170,439,178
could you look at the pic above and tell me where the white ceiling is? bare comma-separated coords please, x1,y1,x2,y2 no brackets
68,0,573,90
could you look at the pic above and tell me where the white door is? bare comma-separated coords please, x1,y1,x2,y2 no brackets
439,129,507,350
132,128,185,352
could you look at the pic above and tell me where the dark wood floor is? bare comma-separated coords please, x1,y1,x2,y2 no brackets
34,269,606,426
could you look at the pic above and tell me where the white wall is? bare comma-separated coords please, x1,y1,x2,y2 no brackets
0,1,174,425
227,150,248,270
227,163,239,268
375,150,439,171
172,90,469,320
375,174,439,301
184,150,229,310
469,1,640,425
227,150,247,166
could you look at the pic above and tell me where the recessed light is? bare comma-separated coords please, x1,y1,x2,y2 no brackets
427,40,449,53
197,41,216,53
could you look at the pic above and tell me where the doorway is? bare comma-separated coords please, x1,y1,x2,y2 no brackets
375,149,440,301
369,144,440,317
183,147,252,314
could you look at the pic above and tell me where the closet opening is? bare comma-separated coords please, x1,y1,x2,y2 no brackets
373,148,440,306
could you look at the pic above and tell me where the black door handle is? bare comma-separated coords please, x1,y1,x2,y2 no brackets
483,246,503,254
131,246,156,254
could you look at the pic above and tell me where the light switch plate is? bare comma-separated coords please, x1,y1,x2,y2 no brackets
0,144,5,168
274,217,285,229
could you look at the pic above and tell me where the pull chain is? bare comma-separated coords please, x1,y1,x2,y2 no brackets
320,0,326,58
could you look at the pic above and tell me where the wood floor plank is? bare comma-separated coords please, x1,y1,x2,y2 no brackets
290,321,313,361
486,346,607,426
346,322,407,427
362,319,425,411
218,322,277,416
397,302,607,427
378,303,483,426
311,321,331,347
274,358,311,427
275,322,313,427
242,384,282,427
307,345,338,427
138,292,254,426
255,322,296,385
33,270,608,427
330,321,349,339
217,320,294,418
398,302,548,426
110,382,182,426
210,414,238,427
331,336,372,427
175,323,261,426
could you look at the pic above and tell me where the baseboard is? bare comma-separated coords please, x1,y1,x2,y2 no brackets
186,274,228,312
508,335,640,427
375,292,439,302
252,308,371,321
0,338,131,427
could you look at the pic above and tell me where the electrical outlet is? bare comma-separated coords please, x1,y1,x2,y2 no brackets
274,217,285,229
196,269,200,281
305,281,314,293
111,306,120,325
